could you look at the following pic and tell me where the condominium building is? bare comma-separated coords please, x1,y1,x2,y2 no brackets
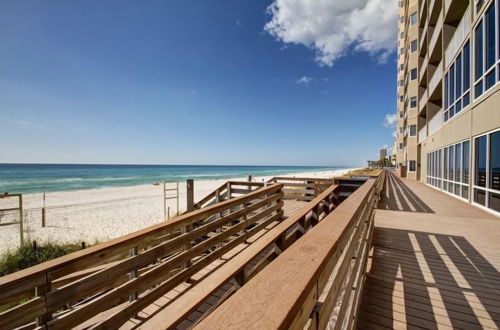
396,0,420,179
395,0,500,216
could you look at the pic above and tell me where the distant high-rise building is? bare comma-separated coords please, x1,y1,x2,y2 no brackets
395,0,500,215
379,148,388,160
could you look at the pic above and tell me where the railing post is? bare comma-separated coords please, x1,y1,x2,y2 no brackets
186,179,194,212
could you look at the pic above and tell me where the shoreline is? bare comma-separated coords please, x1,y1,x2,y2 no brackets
0,167,360,254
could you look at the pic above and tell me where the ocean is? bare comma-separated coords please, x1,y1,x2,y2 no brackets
0,164,351,194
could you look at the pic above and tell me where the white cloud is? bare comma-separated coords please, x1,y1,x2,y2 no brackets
392,130,397,138
264,0,397,66
383,113,397,127
296,76,314,85
236,19,241,27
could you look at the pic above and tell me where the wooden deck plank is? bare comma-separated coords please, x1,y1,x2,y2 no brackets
358,172,500,330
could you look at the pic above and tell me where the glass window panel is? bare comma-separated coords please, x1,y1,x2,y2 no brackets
486,69,496,90
490,131,500,191
485,3,496,69
456,99,462,113
476,81,483,98
445,73,449,109
456,143,462,182
462,186,469,199
490,193,500,212
464,92,470,106
444,147,448,179
475,135,487,187
455,183,461,196
474,189,486,205
450,145,455,181
464,41,471,90
450,63,455,102
475,21,484,80
463,141,470,184
457,53,462,97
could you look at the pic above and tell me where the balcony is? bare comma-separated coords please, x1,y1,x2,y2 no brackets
428,109,443,136
428,61,443,96
420,54,429,82
419,89,428,112
444,6,470,68
428,14,443,57
418,125,427,142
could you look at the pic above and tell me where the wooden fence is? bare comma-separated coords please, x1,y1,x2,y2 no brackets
0,184,284,330
195,171,386,330
141,182,342,329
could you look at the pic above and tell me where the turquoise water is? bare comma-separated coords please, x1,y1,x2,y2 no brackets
0,164,352,194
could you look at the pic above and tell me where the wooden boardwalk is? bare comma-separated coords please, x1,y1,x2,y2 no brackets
358,172,500,330
117,199,309,329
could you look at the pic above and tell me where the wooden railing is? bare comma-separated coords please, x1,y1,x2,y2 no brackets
0,184,284,330
141,182,342,329
195,171,386,330
267,177,335,202
193,181,266,210
194,177,334,210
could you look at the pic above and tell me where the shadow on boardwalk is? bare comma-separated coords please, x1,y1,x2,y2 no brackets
358,227,500,329
378,172,434,213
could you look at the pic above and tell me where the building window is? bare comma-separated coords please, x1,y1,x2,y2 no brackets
410,12,417,25
400,127,404,134
410,97,417,108
400,31,405,39
474,130,500,213
409,160,416,172
410,40,418,53
399,111,403,118
409,125,417,136
410,68,417,80
427,149,442,188
474,2,499,99
399,143,403,150
400,16,405,23
399,95,404,102
427,141,470,198
444,40,471,122
400,47,405,55
400,1,404,8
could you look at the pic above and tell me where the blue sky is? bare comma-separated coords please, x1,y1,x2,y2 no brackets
0,0,397,166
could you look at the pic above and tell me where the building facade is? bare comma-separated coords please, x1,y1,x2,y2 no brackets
395,0,500,216
396,0,420,179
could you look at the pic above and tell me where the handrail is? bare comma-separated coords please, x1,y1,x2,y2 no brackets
140,182,341,329
194,171,386,330
0,184,284,329
193,181,267,210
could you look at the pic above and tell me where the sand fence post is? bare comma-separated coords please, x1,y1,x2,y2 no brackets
41,191,46,227
186,179,194,213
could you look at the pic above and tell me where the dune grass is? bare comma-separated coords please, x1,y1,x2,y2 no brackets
340,168,382,178
0,241,84,277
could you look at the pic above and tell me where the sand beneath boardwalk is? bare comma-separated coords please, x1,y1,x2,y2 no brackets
0,168,357,253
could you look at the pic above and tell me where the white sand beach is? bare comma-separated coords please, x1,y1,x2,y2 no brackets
0,168,358,254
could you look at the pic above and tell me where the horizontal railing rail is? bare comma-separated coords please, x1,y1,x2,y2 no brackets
268,177,335,202
193,181,266,210
0,184,284,330
194,171,386,330
141,182,342,329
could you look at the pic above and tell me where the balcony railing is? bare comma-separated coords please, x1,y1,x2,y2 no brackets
429,14,443,55
419,90,428,112
444,6,470,68
428,109,444,136
444,0,452,15
419,125,427,142
429,61,443,95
